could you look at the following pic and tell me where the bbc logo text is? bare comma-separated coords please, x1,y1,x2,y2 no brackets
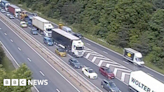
3,79,48,86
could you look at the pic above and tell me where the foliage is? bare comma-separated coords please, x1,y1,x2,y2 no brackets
0,64,32,92
0,46,5,63
8,0,164,69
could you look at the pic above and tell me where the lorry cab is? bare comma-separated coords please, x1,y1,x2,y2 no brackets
43,23,53,37
43,37,54,46
123,48,144,66
72,40,85,57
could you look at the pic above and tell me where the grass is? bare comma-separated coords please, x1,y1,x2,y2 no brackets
13,3,164,75
1,55,15,73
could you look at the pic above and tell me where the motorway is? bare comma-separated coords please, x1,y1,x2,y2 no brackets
0,19,80,92
0,12,130,92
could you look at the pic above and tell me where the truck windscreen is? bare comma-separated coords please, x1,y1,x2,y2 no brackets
46,29,52,31
136,58,142,62
76,47,84,50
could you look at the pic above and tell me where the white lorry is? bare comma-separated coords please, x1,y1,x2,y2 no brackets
52,28,85,57
32,16,53,37
129,71,164,92
123,48,144,66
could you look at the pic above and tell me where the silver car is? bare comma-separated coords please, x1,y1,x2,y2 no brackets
9,15,14,19
1,9,6,13
6,12,10,17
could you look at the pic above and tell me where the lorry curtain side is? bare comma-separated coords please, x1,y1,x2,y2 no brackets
8,5,15,15
52,30,72,49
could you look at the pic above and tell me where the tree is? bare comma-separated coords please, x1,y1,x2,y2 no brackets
11,64,32,92
0,46,5,63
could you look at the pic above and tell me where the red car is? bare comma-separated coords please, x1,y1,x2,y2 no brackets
99,66,115,79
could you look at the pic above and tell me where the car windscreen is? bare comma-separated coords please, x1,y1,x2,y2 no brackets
72,59,79,63
88,69,94,73
106,69,112,73
48,39,53,42
76,47,84,50
58,48,65,52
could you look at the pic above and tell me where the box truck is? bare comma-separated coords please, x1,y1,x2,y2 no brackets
8,5,21,18
1,0,10,11
52,28,85,57
32,16,53,37
123,48,144,66
129,71,164,92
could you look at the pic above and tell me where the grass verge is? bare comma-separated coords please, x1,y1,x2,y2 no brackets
13,3,164,75
1,55,15,73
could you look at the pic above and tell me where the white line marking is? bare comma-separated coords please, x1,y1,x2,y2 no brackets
145,66,164,77
28,27,31,29
56,89,60,92
147,73,153,77
40,71,45,76
27,58,31,62
4,33,7,35
0,28,1,29
122,61,129,64
86,43,91,45
18,47,21,51
10,39,13,42
91,56,110,62
103,51,108,54
0,41,20,67
0,41,39,92
121,72,130,82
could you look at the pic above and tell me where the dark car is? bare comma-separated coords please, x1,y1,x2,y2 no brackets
101,79,121,92
99,66,115,79
68,58,82,69
31,28,38,35
72,32,83,39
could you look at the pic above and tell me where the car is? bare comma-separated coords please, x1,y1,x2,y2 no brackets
1,9,6,13
43,37,54,46
9,15,15,19
68,58,82,69
101,79,121,92
99,66,115,79
6,12,10,17
72,32,83,39
55,45,67,57
20,21,27,28
31,28,38,35
82,67,98,79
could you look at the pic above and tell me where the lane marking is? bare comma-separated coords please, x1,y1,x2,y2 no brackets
122,61,129,64
10,39,13,42
103,51,108,54
38,34,42,36
56,89,60,92
86,43,91,45
147,73,153,77
18,47,21,51
27,58,31,62
0,41,20,67
4,33,7,35
40,71,45,76
28,27,31,29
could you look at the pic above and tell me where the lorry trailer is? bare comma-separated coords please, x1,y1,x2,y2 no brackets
52,28,85,57
129,71,164,92
123,48,144,66
32,16,53,37
8,4,21,18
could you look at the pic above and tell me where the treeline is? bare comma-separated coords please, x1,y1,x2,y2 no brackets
9,0,164,69
0,46,32,92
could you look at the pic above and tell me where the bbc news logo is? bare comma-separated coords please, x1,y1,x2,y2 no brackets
3,79,48,86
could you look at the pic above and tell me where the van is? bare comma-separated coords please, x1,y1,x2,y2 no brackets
61,26,73,33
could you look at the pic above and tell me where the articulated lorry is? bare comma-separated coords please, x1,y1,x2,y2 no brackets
8,4,21,18
52,28,85,57
32,16,53,37
129,71,164,92
0,0,10,11
123,48,144,66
